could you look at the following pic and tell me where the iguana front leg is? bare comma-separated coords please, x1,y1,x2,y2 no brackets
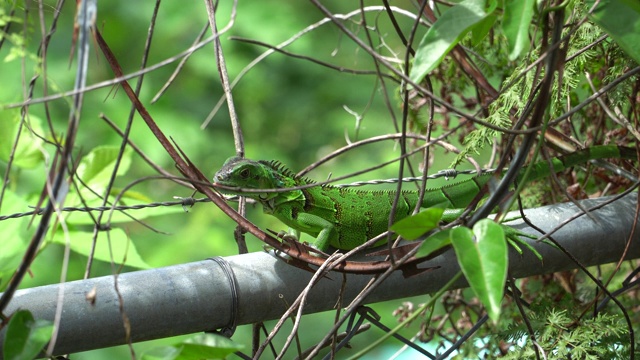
283,212,338,252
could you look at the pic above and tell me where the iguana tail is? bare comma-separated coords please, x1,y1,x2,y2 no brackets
426,145,636,209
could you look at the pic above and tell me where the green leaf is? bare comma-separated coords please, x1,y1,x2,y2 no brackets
179,334,243,359
51,228,150,269
115,189,154,203
0,110,45,169
141,346,182,360
450,219,507,324
390,205,445,240
3,310,53,360
471,14,497,46
0,181,30,289
67,145,135,209
586,0,640,63
502,0,536,60
416,228,452,258
77,145,133,189
410,0,492,84
141,334,243,360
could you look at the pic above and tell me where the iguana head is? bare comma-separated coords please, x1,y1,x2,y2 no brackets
213,157,286,200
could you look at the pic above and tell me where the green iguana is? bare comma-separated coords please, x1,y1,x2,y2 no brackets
213,146,634,252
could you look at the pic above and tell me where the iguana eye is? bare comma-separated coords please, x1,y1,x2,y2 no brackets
239,168,251,179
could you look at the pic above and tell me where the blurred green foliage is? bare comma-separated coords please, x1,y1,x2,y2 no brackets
1,0,639,358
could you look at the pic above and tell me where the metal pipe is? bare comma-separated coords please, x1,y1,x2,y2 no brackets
1,193,638,356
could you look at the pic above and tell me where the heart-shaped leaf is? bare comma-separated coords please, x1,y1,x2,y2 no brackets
450,219,507,324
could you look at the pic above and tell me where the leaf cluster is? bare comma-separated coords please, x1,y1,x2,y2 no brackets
498,308,633,359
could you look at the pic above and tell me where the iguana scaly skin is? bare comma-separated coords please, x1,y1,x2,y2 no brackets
213,146,634,252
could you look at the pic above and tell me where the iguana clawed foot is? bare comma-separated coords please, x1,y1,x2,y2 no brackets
268,229,330,257
276,230,299,244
